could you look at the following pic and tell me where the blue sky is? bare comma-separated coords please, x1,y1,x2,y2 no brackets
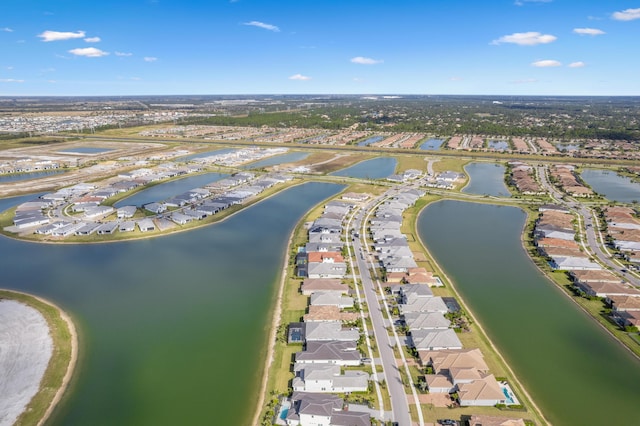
1,0,639,96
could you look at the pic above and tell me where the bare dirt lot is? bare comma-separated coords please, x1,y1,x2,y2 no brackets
0,300,52,426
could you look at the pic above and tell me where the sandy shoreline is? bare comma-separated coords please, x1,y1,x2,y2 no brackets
0,290,78,426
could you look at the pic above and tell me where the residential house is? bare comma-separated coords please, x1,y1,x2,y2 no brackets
304,322,359,342
119,221,136,232
457,374,506,407
403,311,451,330
304,306,360,323
95,222,118,235
285,392,369,426
400,296,449,314
117,206,137,219
468,415,526,426
292,364,368,393
295,340,362,366
309,292,354,309
137,219,156,232
408,329,462,350
301,279,349,296
307,262,348,279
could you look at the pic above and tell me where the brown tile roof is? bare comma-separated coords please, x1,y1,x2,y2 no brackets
307,251,345,263
457,374,505,404
301,279,349,294
609,295,640,311
418,348,489,373
541,246,586,258
468,415,526,426
303,305,361,322
536,238,580,249
570,269,621,283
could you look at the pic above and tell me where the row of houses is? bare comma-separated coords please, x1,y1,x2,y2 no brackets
423,171,464,190
284,199,372,426
10,170,292,238
370,188,423,274
549,164,594,197
394,283,510,407
0,159,63,174
374,189,513,407
602,206,640,265
534,206,640,329
507,161,544,195
534,204,601,270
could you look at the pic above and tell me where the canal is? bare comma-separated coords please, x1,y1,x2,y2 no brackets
0,182,344,426
418,200,640,425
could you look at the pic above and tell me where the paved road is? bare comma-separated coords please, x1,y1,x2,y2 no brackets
347,191,418,426
537,165,640,286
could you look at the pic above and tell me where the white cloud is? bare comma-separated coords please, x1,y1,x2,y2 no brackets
568,61,586,68
68,47,109,57
38,30,85,42
491,31,557,46
573,28,605,36
612,7,640,21
289,74,311,81
531,59,562,67
84,36,101,43
48,80,57,83
131,77,142,81
450,76,463,81
0,78,24,83
351,56,383,65
144,56,158,62
2,27,13,32
5,66,14,70
243,21,280,32
510,78,538,84
115,51,133,57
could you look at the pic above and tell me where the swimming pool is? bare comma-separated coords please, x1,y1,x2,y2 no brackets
280,408,289,420
502,387,514,404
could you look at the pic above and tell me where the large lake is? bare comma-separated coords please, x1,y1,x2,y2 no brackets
0,182,344,425
580,169,640,204
330,157,397,179
418,200,640,425
462,162,511,197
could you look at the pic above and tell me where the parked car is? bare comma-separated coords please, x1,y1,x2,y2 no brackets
438,420,458,426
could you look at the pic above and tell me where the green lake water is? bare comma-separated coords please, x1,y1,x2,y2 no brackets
418,200,640,425
0,182,344,425
462,162,511,197
580,169,640,204
330,157,397,179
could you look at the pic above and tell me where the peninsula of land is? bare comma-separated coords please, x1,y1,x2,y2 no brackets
0,290,77,426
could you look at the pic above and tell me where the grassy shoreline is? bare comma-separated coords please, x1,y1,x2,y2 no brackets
0,289,78,426
256,185,549,425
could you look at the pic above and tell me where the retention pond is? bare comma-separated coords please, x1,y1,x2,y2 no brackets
418,200,640,425
0,182,344,425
